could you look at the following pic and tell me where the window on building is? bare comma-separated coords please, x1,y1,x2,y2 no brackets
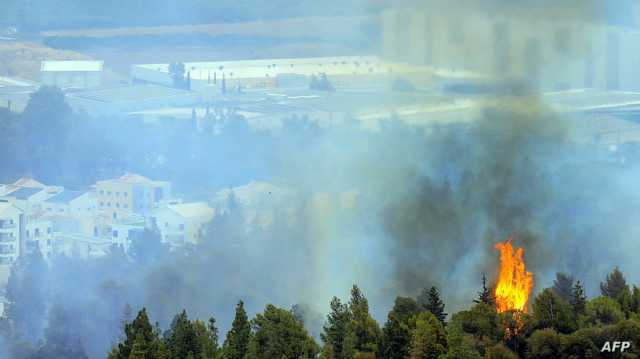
115,192,120,196
35,228,40,237
47,207,52,211
124,204,128,208
179,224,185,231
107,202,111,207
47,239,51,246
107,191,111,195
113,212,117,219
124,192,128,197
165,222,169,228
47,227,51,234
100,202,104,207
100,190,104,195
93,227,98,236
113,230,118,238
116,203,120,208
26,230,29,238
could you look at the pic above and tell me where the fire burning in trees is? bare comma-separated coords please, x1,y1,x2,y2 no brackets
493,237,533,313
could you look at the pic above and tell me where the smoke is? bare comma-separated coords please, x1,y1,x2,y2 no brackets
3,1,640,357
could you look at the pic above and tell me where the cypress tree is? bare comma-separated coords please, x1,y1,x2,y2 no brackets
222,301,251,359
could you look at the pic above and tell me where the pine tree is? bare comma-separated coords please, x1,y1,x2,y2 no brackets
552,272,575,303
600,267,630,299
167,310,199,359
222,301,251,359
474,274,494,306
419,287,447,324
246,304,319,359
112,308,163,359
321,297,355,359
571,280,587,316
348,285,381,356
381,297,420,359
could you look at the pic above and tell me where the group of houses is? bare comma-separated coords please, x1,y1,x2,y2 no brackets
0,174,216,284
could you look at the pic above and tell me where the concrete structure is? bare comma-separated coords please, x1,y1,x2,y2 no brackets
381,5,640,91
43,189,96,216
41,60,104,89
152,201,214,247
96,173,171,219
65,84,200,117
131,56,428,93
0,201,24,284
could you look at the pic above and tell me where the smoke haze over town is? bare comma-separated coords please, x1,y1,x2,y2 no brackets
2,1,640,358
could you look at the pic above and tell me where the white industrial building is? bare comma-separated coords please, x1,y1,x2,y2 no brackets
41,60,104,89
381,4,640,91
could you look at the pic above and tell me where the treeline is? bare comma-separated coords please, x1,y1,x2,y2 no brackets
108,268,640,359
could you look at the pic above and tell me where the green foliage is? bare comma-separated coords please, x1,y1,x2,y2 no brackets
583,296,624,326
111,308,166,359
600,267,629,300
531,289,576,334
551,272,574,303
5,246,49,343
485,343,518,359
381,297,421,359
526,328,562,359
407,311,447,359
30,303,89,359
321,297,355,359
474,274,494,306
348,285,382,356
222,301,251,359
245,304,319,359
166,310,200,359
570,281,587,317
417,286,447,324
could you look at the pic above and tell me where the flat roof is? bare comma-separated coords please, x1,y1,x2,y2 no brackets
134,56,429,81
67,84,193,103
41,60,104,73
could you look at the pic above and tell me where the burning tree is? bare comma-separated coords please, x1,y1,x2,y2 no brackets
493,238,534,313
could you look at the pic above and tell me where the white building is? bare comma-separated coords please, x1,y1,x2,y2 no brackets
0,201,24,284
381,4,640,91
95,173,172,220
152,202,214,247
41,60,104,89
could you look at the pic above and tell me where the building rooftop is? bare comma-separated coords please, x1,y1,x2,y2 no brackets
166,202,214,219
44,190,86,204
134,56,426,81
41,60,104,72
6,187,43,200
12,176,45,188
0,202,21,216
66,84,193,103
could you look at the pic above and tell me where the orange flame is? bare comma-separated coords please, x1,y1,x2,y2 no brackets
493,237,533,313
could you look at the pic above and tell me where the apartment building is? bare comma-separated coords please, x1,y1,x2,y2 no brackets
152,201,214,247
0,201,24,284
95,173,171,219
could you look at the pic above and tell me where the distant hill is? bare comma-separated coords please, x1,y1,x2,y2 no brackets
1,0,384,32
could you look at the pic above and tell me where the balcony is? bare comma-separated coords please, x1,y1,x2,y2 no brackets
0,221,15,230
0,233,13,243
